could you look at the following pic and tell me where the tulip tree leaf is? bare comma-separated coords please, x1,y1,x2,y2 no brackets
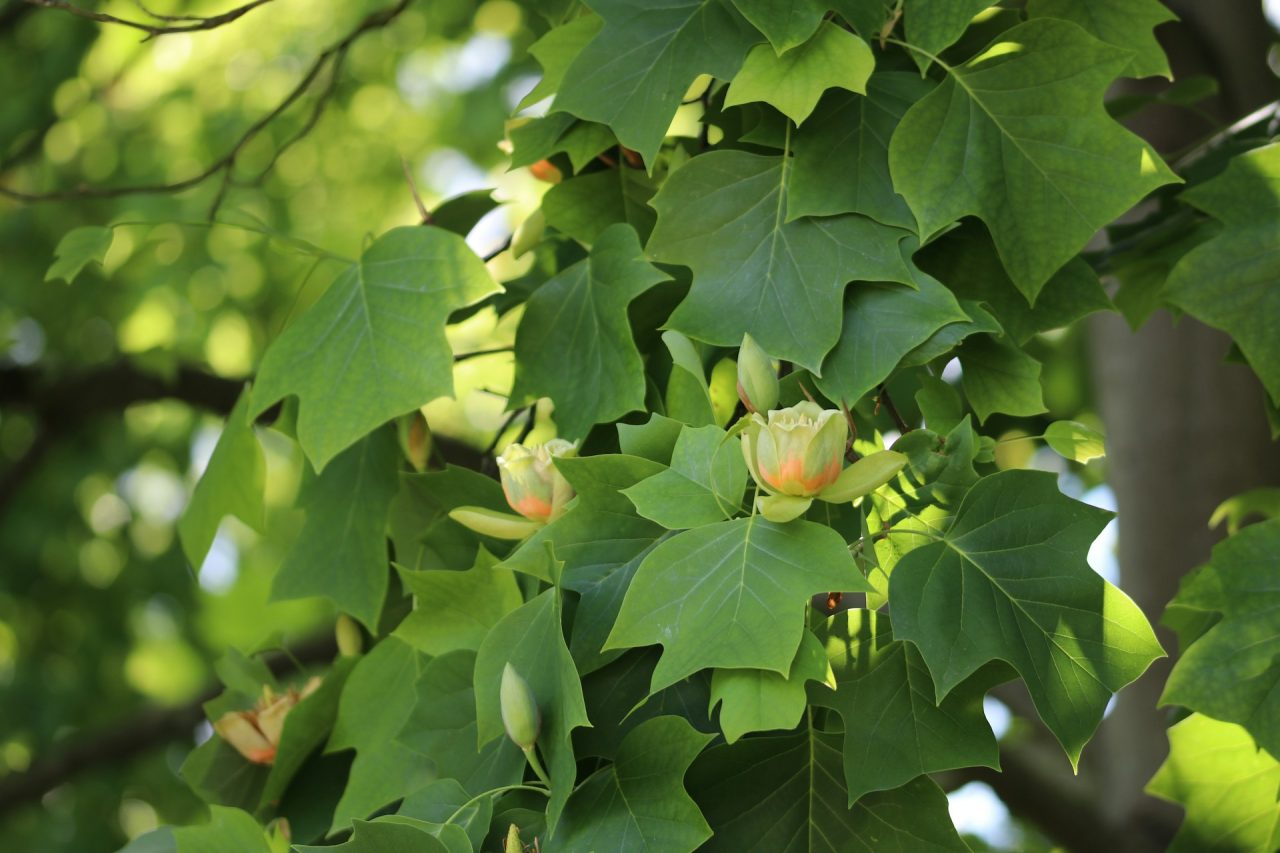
623,424,749,528
251,226,500,471
899,299,1002,368
327,638,432,832
608,517,872,692
1146,714,1280,853
957,335,1047,423
520,15,604,109
173,806,270,853
1026,0,1176,80
662,331,717,427
45,225,114,284
901,0,995,74
554,0,760,164
512,224,668,440
1160,519,1280,758
890,470,1163,765
509,112,617,174
393,549,524,656
710,629,829,744
814,272,968,405
724,23,874,125
648,151,922,372
541,170,657,246
889,19,1179,301
788,72,934,229
271,429,400,631
1164,143,1280,405
178,388,265,569
1044,420,1106,463
812,609,1000,803
552,716,714,852
474,590,590,831
729,0,825,53
297,819,449,853
686,728,970,851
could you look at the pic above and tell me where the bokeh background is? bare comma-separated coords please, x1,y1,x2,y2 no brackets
1,1,1278,850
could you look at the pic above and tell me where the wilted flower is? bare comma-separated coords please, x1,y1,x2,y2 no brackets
500,663,541,751
736,333,779,414
213,677,321,765
497,439,577,523
743,402,847,497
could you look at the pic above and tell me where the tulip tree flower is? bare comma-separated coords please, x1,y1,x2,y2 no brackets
742,402,908,522
449,439,577,540
213,677,322,765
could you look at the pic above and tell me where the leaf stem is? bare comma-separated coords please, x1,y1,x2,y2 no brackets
523,745,553,788
443,783,549,827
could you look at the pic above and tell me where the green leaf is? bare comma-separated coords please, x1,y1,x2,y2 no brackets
788,72,933,228
1161,520,1280,758
393,548,524,656
1045,420,1106,463
541,169,657,246
901,0,994,73
1164,143,1280,404
812,609,1000,803
178,388,265,569
1026,0,1176,79
429,190,500,238
957,335,1047,423
662,331,717,427
520,15,604,109
45,225,113,284
511,224,666,439
388,465,510,573
508,113,616,174
296,818,448,853
327,637,432,831
1146,714,1280,853
623,424,748,528
687,728,969,851
608,516,871,692
474,590,589,830
617,413,685,464
270,429,399,631
729,0,825,53
1208,487,1280,535
554,0,760,164
899,299,1001,368
647,151,922,372
710,629,829,743
397,650,526,794
915,375,963,435
399,779,491,851
724,23,874,125
173,806,269,853
250,226,500,470
889,18,1178,301
814,272,968,405
890,469,1163,765
553,716,714,851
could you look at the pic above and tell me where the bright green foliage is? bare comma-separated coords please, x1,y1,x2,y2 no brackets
509,113,616,173
788,73,933,228
1045,420,1107,463
608,516,871,691
813,610,1000,803
520,15,604,109
540,169,655,245
729,0,825,53
902,0,995,73
648,151,922,371
44,224,113,283
890,19,1178,300
1146,714,1280,852
511,224,667,438
709,629,829,743
687,728,970,851
178,389,265,568
174,806,270,853
890,470,1163,764
814,272,967,405
724,23,874,124
271,429,399,631
662,331,718,427
474,590,589,829
251,227,500,470
623,424,748,528
1209,487,1280,534
1027,0,1177,79
958,335,1048,423
296,818,449,853
393,549,523,656
1161,520,1280,758
1165,143,1280,404
553,716,714,851
554,0,759,164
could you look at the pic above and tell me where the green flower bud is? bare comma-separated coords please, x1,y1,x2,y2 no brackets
742,402,847,497
396,410,432,472
497,439,577,523
335,614,363,657
736,333,779,414
500,662,541,751
709,357,739,427
504,824,523,853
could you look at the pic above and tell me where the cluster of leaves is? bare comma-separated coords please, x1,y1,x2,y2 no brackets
80,0,1279,850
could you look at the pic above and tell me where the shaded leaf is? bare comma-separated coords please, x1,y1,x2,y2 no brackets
710,629,829,743
45,225,113,284
1027,0,1176,79
957,335,1047,423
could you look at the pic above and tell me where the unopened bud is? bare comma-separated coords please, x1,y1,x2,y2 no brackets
500,662,541,751
709,357,738,427
397,410,432,472
529,159,562,184
737,334,779,414
504,824,523,853
336,614,363,657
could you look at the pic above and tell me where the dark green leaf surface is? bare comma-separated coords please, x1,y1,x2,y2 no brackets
710,629,829,743
296,818,448,853
730,0,825,53
541,169,656,245
173,806,269,853
902,0,995,73
958,334,1047,423
1026,0,1175,79
623,424,748,528
393,548,523,657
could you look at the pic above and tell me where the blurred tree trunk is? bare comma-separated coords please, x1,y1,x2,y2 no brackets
1089,1,1280,845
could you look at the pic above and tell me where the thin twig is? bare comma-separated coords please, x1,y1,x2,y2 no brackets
875,384,912,434
22,0,274,40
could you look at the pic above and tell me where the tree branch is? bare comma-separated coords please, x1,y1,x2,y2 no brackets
21,0,274,40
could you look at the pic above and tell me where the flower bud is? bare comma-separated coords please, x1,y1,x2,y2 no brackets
335,614,363,657
397,410,432,472
529,159,562,183
737,334,779,414
742,402,847,497
504,824,523,853
497,439,577,523
500,663,541,751
213,677,321,765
